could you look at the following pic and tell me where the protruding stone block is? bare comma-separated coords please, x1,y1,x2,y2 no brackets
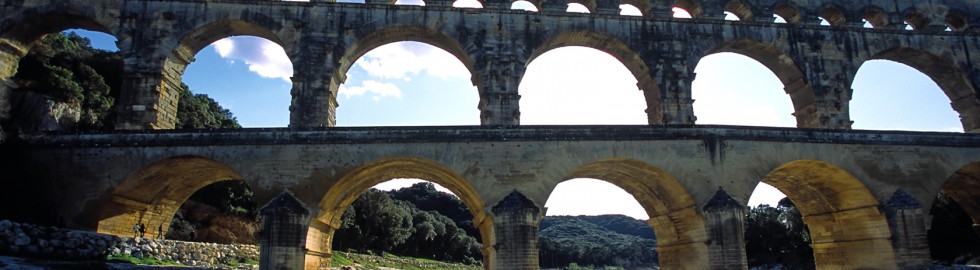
702,188,747,270
260,191,310,270
491,191,540,270
884,189,930,270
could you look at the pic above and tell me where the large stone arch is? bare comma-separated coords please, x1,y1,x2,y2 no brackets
772,2,804,23
311,156,492,269
939,161,980,230
869,48,980,132
702,39,814,128
724,0,755,21
0,1,121,79
558,158,709,269
314,25,480,126
117,17,293,130
673,0,704,18
337,25,477,89
526,31,660,124
761,160,897,269
95,155,244,239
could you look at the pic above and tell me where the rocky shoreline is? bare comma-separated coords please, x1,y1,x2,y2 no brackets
0,220,257,269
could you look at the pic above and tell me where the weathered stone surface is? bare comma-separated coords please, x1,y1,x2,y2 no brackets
1,0,978,130
11,125,980,269
2,0,980,269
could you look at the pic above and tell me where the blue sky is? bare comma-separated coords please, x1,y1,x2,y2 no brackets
66,6,961,220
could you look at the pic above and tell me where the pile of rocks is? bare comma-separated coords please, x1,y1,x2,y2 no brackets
0,219,258,268
113,237,258,267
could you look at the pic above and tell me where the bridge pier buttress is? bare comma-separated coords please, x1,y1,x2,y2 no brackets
883,190,931,269
260,191,311,270
303,220,336,270
474,40,525,127
289,36,339,129
654,50,696,125
114,46,193,130
791,51,855,130
703,189,748,270
490,191,541,270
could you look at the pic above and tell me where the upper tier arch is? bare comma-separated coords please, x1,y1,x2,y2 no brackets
0,1,121,78
701,39,811,128
870,48,980,132
526,30,660,124
335,25,478,89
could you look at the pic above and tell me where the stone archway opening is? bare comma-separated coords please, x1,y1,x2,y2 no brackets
394,0,425,6
0,7,118,80
744,182,812,269
133,19,296,130
819,6,847,26
861,48,978,132
453,0,484,8
566,3,590,13
311,157,491,269
557,158,709,269
511,1,538,12
180,35,293,128
772,4,801,24
540,178,658,269
519,46,647,125
672,7,694,18
851,59,962,132
759,160,896,269
334,41,479,126
96,156,245,240
329,178,485,267
619,4,642,16
165,180,259,245
672,0,701,18
4,29,122,135
724,1,752,21
929,161,980,265
692,51,796,127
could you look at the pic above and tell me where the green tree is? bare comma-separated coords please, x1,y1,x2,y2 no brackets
744,199,814,269
388,182,480,240
538,216,658,269
175,83,240,129
334,189,414,255
333,187,483,264
9,32,120,131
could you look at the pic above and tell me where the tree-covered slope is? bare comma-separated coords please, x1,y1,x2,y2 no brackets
539,215,658,269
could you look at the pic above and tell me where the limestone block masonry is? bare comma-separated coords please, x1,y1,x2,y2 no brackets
1,0,979,131
10,126,980,270
3,0,980,269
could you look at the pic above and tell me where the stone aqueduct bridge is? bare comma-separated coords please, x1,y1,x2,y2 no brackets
3,0,980,269
17,126,980,270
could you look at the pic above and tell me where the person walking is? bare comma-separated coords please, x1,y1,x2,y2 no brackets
132,223,141,239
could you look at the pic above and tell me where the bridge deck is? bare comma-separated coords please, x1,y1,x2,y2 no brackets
26,125,980,147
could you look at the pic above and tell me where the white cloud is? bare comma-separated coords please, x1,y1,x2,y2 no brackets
339,80,402,100
354,42,471,81
210,36,293,82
